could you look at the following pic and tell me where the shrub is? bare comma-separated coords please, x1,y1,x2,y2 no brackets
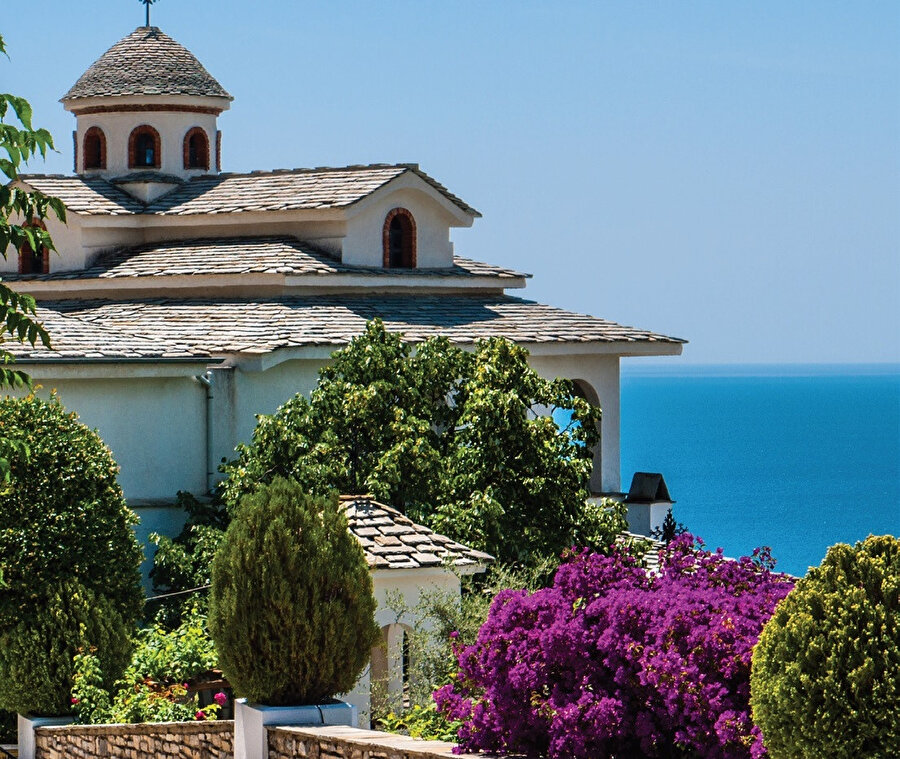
209,478,379,705
71,603,222,725
751,534,900,759
435,537,794,759
0,394,144,627
0,581,132,716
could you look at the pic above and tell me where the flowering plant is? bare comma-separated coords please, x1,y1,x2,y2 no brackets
435,536,793,758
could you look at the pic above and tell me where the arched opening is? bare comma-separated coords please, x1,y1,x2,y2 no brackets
128,125,161,169
18,220,49,275
382,208,416,269
572,379,603,495
183,127,210,170
82,127,106,171
370,622,414,713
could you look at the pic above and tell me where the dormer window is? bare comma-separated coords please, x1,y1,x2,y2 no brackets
382,208,416,269
83,127,106,171
183,127,210,170
128,125,161,169
18,220,49,275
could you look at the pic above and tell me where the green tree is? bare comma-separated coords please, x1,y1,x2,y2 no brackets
751,535,900,759
0,31,64,477
221,320,612,565
209,479,379,705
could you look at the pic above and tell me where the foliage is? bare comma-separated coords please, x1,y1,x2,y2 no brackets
221,320,607,565
0,31,64,477
0,394,144,630
0,581,132,717
209,478,379,705
149,491,229,626
379,704,461,743
750,534,900,759
71,603,222,725
0,708,12,744
435,536,794,759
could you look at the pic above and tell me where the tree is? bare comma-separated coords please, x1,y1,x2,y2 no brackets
209,479,379,705
751,535,900,759
0,31,64,477
221,320,612,565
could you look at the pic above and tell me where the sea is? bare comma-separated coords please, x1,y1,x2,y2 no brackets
619,363,900,578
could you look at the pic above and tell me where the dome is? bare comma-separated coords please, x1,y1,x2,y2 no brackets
62,26,232,102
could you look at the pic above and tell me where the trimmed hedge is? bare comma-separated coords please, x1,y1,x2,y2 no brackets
751,535,900,758
209,478,379,705
0,395,143,627
0,581,132,716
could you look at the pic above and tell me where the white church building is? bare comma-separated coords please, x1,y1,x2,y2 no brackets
5,24,683,717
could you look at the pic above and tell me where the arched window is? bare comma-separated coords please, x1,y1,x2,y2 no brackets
82,127,106,171
183,127,210,170
18,220,49,275
128,125,161,169
382,208,416,268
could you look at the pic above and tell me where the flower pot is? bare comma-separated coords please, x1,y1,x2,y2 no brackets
234,698,357,759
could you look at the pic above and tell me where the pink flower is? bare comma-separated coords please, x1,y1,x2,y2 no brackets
194,710,206,721
449,631,459,639
213,692,228,707
70,697,79,705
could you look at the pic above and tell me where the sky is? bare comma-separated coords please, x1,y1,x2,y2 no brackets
3,1,898,364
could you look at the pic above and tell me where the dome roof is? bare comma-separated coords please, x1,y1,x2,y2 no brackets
62,27,232,102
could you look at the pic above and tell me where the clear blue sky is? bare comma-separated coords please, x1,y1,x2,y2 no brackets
4,1,898,364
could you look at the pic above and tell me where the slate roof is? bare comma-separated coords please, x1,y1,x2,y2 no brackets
20,164,479,218
10,295,684,359
342,496,493,571
5,237,527,282
62,27,231,101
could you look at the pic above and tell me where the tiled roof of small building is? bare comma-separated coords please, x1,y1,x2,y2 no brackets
62,27,231,101
20,164,479,217
11,295,684,359
5,237,528,281
342,496,493,571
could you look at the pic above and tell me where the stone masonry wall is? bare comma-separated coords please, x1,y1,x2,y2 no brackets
34,720,233,759
267,725,482,759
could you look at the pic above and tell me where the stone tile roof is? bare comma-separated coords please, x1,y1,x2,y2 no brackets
25,294,685,357
19,164,479,218
9,305,210,361
62,27,231,101
5,237,528,281
342,496,492,571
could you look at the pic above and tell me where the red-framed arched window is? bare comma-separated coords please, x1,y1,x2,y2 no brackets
18,220,49,275
183,127,210,170
82,127,106,171
128,125,161,169
382,208,416,269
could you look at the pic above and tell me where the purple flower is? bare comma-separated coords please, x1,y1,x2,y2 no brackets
194,710,206,721
213,691,228,707
434,536,793,759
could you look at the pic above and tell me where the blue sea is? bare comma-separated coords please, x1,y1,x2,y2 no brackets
620,364,900,577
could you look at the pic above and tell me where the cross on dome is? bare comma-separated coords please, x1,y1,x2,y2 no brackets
140,0,158,28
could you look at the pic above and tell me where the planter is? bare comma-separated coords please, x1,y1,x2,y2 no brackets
234,698,357,759
17,713,73,759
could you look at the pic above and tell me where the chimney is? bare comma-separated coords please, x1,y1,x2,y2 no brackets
624,472,674,537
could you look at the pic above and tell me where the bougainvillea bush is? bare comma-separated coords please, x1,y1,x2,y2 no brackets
435,536,794,759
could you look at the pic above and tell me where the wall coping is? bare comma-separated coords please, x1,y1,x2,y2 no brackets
35,719,234,736
269,725,484,758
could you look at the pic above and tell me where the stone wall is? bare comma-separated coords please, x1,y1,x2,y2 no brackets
267,726,481,759
34,720,233,759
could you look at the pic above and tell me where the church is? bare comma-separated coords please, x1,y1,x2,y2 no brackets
4,22,683,721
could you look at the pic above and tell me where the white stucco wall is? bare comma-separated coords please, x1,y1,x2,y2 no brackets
74,109,220,180
1,209,86,274
527,352,621,493
25,375,207,500
343,186,458,269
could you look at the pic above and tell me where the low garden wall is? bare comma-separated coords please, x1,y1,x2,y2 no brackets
32,722,482,759
34,720,234,759
267,726,481,759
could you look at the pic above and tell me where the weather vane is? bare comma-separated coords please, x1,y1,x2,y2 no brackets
140,0,159,28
